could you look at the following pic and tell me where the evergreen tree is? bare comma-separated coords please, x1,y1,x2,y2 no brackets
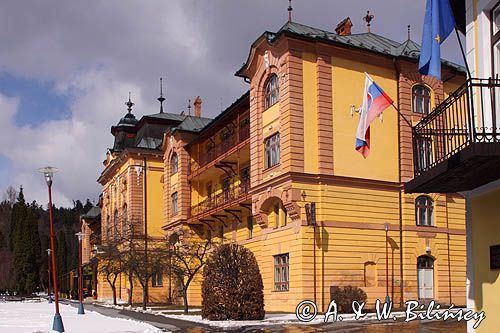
0,229,5,250
11,187,41,295
56,230,68,289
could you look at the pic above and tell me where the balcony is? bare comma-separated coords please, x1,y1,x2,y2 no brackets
406,78,500,193
89,231,101,246
189,122,250,176
189,179,251,220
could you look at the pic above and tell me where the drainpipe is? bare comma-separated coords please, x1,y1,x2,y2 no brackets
143,157,149,306
393,58,404,308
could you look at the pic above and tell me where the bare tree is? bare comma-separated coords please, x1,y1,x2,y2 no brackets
97,243,122,305
3,186,16,207
167,229,212,314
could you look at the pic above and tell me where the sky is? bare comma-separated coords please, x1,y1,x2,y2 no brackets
0,0,463,208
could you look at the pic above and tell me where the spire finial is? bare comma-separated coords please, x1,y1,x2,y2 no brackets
125,92,134,113
288,0,293,23
188,99,192,116
363,10,374,33
407,25,411,40
158,77,166,114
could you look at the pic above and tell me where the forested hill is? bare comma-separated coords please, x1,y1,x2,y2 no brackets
0,185,94,295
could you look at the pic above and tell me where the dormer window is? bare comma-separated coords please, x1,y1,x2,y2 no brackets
265,74,279,109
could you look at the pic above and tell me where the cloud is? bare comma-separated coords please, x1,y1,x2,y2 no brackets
0,69,146,206
0,0,463,207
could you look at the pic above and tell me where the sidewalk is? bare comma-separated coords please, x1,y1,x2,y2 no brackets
63,300,212,332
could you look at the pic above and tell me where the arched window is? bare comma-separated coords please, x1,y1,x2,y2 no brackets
113,209,119,239
364,261,378,287
171,153,178,174
415,196,434,226
412,85,431,114
106,215,111,240
265,74,279,109
122,203,128,235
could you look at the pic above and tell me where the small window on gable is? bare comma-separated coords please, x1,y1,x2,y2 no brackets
412,85,431,114
171,153,178,174
415,196,434,226
265,74,279,109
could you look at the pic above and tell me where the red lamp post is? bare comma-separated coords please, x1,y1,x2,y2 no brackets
384,222,390,304
38,166,64,332
46,248,52,303
75,232,85,314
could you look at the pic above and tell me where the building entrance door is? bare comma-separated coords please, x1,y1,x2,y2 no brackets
417,255,434,300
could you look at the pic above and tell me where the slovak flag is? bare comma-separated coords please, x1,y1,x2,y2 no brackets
355,73,394,158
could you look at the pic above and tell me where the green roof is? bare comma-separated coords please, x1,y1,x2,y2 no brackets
174,115,213,133
81,206,101,220
237,21,465,76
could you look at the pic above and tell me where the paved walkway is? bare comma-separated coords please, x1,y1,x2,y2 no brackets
63,301,211,332
63,300,467,333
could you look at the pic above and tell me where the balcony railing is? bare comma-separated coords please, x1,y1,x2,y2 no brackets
195,123,250,170
190,179,250,218
413,78,500,177
90,232,101,246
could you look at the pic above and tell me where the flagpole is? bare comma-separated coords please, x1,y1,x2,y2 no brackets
454,27,472,78
390,102,413,128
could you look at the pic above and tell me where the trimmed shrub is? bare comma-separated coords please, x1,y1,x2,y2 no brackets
202,243,265,320
330,286,367,313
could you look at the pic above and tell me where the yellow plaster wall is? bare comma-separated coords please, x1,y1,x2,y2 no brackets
302,53,319,174
471,189,500,333
331,56,399,182
147,161,165,237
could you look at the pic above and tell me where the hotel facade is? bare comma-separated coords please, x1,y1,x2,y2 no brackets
94,16,468,312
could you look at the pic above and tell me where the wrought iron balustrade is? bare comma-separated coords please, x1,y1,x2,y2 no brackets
190,179,250,217
192,123,251,171
413,78,500,176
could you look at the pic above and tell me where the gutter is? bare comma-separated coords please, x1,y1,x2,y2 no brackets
393,58,405,308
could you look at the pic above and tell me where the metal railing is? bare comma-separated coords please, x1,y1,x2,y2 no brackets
413,78,500,176
190,179,250,217
193,123,250,171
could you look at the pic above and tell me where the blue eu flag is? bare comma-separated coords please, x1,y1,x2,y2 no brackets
418,0,456,80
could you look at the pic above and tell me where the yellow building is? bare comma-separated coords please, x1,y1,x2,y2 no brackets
96,95,211,303
162,17,468,312
406,1,500,332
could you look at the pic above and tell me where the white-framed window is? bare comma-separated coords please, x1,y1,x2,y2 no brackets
274,253,289,291
264,133,280,169
152,271,163,287
122,203,128,234
412,85,431,114
247,216,254,239
265,74,279,109
171,153,178,174
171,192,178,216
416,137,433,171
113,209,119,239
415,196,434,226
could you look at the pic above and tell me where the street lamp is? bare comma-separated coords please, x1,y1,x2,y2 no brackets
384,222,390,305
38,166,64,333
46,249,52,304
75,232,85,315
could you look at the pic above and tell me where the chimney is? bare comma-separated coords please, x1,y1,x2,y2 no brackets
194,96,202,117
335,17,353,36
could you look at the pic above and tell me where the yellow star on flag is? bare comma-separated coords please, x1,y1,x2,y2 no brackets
435,34,441,43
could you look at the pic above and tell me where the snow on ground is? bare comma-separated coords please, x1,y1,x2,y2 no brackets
0,300,163,333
